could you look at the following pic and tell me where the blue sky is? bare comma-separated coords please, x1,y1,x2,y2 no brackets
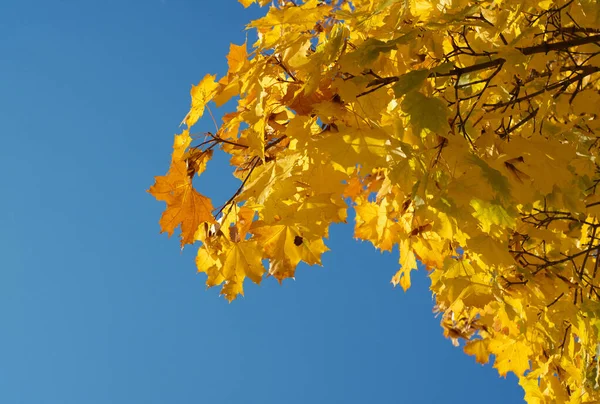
0,1,525,403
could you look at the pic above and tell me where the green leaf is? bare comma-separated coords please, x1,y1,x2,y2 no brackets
470,199,516,233
392,69,429,98
431,62,455,75
400,91,450,135
468,155,511,199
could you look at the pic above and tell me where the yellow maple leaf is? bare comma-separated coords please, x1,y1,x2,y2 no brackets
317,125,388,174
464,339,490,365
238,155,297,204
354,198,398,251
488,336,533,377
227,42,247,73
171,130,192,162
354,200,379,242
251,221,328,282
196,246,224,288
184,74,219,127
220,241,265,301
466,234,515,269
392,239,418,291
294,194,347,237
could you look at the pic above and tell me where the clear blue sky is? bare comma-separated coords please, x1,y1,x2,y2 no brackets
1,1,525,403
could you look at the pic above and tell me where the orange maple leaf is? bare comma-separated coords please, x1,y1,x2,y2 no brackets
149,157,215,246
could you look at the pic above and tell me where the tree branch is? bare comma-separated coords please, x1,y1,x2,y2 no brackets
363,34,600,89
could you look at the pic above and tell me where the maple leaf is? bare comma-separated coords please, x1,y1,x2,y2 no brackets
196,246,224,288
392,69,430,98
400,91,450,136
153,0,600,400
149,132,215,246
392,239,418,292
220,241,265,301
317,125,389,174
355,198,399,252
184,74,219,127
149,157,215,246
489,337,533,377
226,42,247,73
464,339,490,365
251,220,328,282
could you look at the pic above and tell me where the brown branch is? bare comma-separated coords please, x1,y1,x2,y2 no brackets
500,108,539,138
558,324,571,357
533,246,600,274
272,56,300,82
483,67,600,109
579,226,597,280
265,135,287,150
356,82,392,98
207,132,249,149
518,34,600,55
214,157,260,218
363,35,600,89
546,292,565,308
588,254,600,298
463,66,502,123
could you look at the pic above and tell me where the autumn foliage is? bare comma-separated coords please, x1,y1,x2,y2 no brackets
150,0,600,401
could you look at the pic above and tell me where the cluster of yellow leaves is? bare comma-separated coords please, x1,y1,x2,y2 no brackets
150,0,600,401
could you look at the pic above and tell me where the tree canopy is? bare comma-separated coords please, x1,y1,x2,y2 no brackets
150,0,600,401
